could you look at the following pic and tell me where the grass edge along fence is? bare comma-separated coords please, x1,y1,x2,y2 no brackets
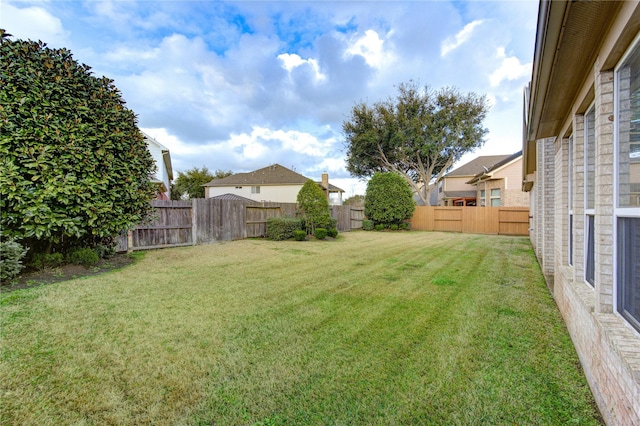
117,199,364,252
117,202,528,252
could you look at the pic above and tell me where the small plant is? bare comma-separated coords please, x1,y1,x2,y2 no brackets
375,224,385,231
390,224,399,231
327,228,338,238
31,252,64,270
66,248,99,267
94,243,116,259
362,220,374,231
400,222,411,230
314,228,328,240
294,230,307,241
0,239,29,282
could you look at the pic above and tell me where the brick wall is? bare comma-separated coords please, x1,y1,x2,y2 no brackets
547,64,640,425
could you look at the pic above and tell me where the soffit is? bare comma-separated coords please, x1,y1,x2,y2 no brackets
533,1,622,140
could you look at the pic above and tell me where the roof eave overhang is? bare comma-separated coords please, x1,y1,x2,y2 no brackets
526,0,569,145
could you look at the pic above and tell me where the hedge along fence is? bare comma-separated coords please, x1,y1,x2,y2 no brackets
116,200,360,252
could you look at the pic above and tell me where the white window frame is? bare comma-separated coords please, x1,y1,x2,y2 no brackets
568,135,574,266
584,104,596,287
480,189,486,207
490,188,500,207
251,186,260,194
614,33,640,333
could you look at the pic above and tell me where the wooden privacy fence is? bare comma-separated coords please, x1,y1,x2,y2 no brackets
409,206,530,236
117,200,360,252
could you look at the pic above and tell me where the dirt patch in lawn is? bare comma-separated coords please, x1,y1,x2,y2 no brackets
2,253,137,292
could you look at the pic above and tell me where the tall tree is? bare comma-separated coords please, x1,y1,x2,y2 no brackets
343,81,489,205
172,167,232,199
0,31,156,253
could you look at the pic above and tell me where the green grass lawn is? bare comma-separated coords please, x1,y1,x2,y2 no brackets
1,231,602,425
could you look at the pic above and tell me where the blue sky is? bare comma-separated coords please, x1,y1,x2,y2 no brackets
2,0,538,196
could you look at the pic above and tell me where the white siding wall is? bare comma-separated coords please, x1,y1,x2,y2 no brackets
207,185,303,203
146,140,170,198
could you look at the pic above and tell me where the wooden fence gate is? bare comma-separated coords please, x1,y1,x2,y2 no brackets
350,207,364,230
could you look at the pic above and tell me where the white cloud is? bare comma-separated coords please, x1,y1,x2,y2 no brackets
278,53,327,82
232,127,333,158
344,29,395,69
441,20,484,57
2,3,68,46
489,47,531,87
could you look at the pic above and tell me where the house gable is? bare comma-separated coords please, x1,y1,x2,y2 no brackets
204,164,344,204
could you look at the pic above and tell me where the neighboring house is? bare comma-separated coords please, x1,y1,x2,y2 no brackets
144,132,173,200
204,164,345,205
436,154,512,206
522,1,640,424
466,151,528,207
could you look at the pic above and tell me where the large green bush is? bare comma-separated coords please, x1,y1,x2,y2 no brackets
297,180,331,234
364,172,416,226
266,217,303,241
0,239,28,282
0,31,156,254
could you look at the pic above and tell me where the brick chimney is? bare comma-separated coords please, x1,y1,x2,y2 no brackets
321,173,329,199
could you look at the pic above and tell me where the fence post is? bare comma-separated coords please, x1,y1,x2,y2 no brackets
127,230,133,253
191,198,198,245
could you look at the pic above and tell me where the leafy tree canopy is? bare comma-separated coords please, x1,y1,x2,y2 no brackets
343,81,489,205
364,172,415,226
343,194,365,207
0,30,156,253
296,180,330,234
172,167,232,199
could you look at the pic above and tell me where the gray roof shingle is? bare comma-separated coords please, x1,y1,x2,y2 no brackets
204,163,344,192
445,155,512,177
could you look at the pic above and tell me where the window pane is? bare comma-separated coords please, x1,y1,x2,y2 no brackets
491,189,500,196
585,107,596,210
618,217,640,332
569,214,573,266
617,46,640,207
586,215,595,286
568,136,573,210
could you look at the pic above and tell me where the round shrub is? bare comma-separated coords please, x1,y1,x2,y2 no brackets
314,228,328,240
294,229,307,241
327,228,338,238
66,248,99,267
362,220,374,231
0,239,28,282
390,224,399,231
365,172,415,227
375,224,385,231
400,222,411,230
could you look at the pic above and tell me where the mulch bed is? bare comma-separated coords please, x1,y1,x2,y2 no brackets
2,253,136,292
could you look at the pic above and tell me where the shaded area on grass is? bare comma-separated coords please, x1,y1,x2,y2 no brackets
1,253,139,292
